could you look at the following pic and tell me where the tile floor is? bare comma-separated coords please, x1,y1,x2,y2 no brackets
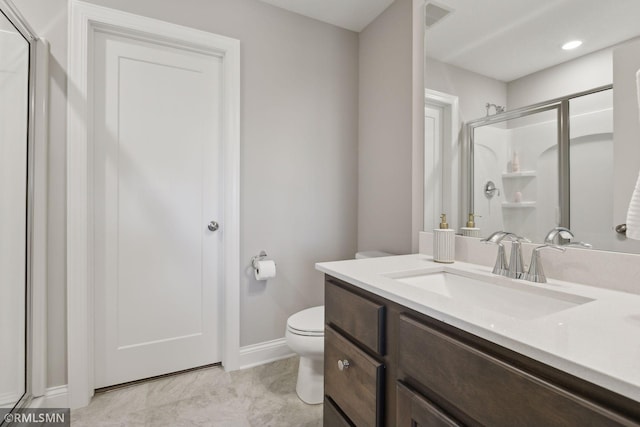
71,356,323,427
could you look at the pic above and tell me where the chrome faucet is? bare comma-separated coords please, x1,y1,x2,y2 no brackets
503,234,529,279
524,245,566,283
481,231,529,279
544,226,592,248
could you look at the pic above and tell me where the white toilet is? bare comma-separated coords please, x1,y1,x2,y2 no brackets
285,251,393,404
285,305,325,404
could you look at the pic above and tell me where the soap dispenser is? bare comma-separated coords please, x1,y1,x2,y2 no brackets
460,213,481,237
433,214,455,263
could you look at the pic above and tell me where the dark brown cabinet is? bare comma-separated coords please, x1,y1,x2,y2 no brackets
324,397,354,427
324,275,640,427
325,326,384,426
396,381,462,427
325,281,385,355
398,314,634,427
325,278,386,427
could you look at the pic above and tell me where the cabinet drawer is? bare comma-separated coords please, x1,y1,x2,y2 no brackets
325,326,384,427
325,280,385,355
396,381,462,427
398,314,635,427
324,397,354,427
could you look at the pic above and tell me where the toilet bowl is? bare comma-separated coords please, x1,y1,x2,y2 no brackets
285,306,324,404
286,251,394,404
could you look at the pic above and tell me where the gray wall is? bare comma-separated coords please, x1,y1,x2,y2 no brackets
358,0,416,255
425,56,507,124
424,56,507,230
507,49,612,109
14,0,359,388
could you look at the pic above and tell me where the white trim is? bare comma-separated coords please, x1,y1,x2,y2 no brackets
30,386,69,409
418,89,460,232
67,1,241,409
424,103,443,232
238,338,295,370
0,392,24,408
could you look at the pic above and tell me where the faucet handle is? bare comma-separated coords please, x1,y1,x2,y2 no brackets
544,226,574,244
524,245,566,283
544,226,592,248
481,232,509,275
480,231,509,276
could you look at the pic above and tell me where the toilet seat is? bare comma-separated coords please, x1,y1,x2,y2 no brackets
287,326,323,337
286,306,324,337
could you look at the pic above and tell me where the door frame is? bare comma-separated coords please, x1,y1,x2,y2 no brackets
415,89,459,235
424,103,444,232
67,0,240,408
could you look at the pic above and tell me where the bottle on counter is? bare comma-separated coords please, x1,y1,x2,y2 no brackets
433,214,455,263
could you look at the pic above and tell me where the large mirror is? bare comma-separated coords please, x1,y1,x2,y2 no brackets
0,2,34,411
424,0,640,253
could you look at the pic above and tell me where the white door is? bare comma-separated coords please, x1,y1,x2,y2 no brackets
92,30,222,388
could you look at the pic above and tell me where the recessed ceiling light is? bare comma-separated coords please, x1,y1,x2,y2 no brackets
562,40,583,50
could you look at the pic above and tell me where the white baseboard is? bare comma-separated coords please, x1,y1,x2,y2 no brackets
30,385,69,408
0,392,23,408
238,337,295,370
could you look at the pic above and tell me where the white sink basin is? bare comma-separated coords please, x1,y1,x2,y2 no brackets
385,271,594,320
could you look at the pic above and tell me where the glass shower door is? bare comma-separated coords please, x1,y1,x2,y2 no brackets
0,7,30,410
471,107,560,242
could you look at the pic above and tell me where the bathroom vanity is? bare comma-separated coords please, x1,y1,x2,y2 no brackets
317,255,640,426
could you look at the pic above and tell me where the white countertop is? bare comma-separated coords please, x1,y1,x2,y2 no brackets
316,254,640,402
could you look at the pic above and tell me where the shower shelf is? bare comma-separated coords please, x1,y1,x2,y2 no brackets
502,171,536,178
502,201,536,208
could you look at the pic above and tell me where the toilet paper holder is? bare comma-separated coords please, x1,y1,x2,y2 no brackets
251,250,271,270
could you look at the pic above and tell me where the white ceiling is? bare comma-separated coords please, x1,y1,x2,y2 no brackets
256,0,640,81
257,0,394,32
425,0,640,82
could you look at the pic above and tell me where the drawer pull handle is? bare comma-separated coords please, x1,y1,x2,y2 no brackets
337,359,350,371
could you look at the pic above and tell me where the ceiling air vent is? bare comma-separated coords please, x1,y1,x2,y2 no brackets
425,2,452,29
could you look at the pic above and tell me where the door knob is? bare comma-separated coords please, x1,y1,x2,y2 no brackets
337,359,350,371
208,221,219,232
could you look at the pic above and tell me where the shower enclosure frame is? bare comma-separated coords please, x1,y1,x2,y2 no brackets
0,0,48,412
465,84,613,232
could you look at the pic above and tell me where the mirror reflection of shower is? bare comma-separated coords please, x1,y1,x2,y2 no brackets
470,103,562,243
466,85,640,252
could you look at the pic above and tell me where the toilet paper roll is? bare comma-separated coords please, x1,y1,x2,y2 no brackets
254,259,277,280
